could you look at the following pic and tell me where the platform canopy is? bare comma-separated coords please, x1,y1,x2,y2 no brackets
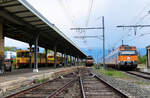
0,0,86,58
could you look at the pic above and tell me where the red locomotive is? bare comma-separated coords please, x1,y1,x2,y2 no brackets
85,56,94,66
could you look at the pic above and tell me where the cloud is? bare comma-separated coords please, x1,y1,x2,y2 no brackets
5,37,29,48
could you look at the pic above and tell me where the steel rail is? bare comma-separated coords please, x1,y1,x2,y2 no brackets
5,78,59,98
5,73,76,98
91,73,129,98
46,78,77,98
126,71,150,80
136,70,150,75
79,75,86,98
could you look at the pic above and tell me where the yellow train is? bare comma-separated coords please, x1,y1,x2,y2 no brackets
16,50,65,68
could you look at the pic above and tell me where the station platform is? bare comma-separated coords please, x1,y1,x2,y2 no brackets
0,66,83,96
138,68,150,73
137,64,150,73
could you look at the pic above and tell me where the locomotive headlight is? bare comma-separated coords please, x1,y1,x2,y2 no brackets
127,57,130,61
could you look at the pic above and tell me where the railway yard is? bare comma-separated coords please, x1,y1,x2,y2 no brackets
1,0,150,98
0,66,150,98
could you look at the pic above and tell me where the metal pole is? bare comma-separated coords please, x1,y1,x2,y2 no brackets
66,54,68,66
70,56,72,66
64,52,66,67
33,33,39,72
61,53,63,67
54,46,57,68
0,23,4,73
45,48,48,67
29,44,32,68
122,40,123,45
102,16,105,69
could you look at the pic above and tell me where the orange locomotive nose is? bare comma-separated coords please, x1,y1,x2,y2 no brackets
118,55,138,62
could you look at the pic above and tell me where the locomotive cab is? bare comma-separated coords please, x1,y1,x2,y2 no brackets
118,45,138,69
85,56,94,66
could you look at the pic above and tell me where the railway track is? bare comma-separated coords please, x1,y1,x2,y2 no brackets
79,68,128,98
5,68,129,98
5,72,81,98
126,71,150,80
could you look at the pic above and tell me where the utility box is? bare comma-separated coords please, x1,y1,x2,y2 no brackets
146,46,150,68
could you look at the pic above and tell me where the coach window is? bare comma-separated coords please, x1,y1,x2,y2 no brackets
25,52,29,57
17,52,22,57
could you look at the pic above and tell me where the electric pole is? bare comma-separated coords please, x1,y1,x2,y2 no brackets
102,16,105,69
70,16,106,69
117,25,150,35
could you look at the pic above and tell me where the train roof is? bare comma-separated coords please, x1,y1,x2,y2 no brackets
119,45,136,48
16,50,30,52
86,56,93,59
118,45,136,50
105,49,118,59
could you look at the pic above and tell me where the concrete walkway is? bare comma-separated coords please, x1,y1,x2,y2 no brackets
0,67,67,82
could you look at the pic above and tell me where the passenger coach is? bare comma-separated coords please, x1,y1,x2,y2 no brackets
105,45,138,69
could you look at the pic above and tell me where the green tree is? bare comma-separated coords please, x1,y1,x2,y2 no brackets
5,46,17,52
138,55,146,64
43,49,52,53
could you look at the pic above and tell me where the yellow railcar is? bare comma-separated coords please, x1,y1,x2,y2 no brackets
16,50,64,68
16,50,30,68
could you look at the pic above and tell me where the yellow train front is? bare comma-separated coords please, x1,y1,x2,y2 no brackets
105,45,138,70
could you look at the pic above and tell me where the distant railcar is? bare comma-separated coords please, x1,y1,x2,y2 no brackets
105,45,138,69
85,56,94,66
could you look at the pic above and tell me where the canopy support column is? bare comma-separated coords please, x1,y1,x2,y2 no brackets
61,53,63,66
77,57,79,66
70,56,72,66
66,55,68,66
33,33,39,72
54,46,57,68
29,43,32,68
0,23,4,73
45,48,48,67
64,52,66,67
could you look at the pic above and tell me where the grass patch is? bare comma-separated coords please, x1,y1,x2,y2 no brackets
97,68,127,78
135,81,150,85
34,78,49,84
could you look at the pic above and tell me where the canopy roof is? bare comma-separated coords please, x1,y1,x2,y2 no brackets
0,0,86,58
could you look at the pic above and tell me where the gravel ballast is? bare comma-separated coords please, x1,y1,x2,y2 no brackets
93,68,150,98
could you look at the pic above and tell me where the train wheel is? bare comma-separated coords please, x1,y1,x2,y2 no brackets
117,65,120,70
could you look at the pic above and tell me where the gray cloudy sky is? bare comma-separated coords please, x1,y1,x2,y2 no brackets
5,0,150,51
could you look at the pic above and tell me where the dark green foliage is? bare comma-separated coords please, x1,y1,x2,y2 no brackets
138,55,146,64
43,49,52,53
5,46,17,52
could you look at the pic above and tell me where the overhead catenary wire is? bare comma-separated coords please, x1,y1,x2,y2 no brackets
112,2,150,49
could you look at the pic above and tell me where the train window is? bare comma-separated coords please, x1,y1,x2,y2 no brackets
24,52,29,57
119,50,136,55
17,52,22,57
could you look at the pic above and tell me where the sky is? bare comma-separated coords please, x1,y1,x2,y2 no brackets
5,0,150,60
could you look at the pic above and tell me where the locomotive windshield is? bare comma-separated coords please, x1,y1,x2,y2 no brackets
17,52,29,57
86,56,93,60
86,58,93,60
119,50,137,55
